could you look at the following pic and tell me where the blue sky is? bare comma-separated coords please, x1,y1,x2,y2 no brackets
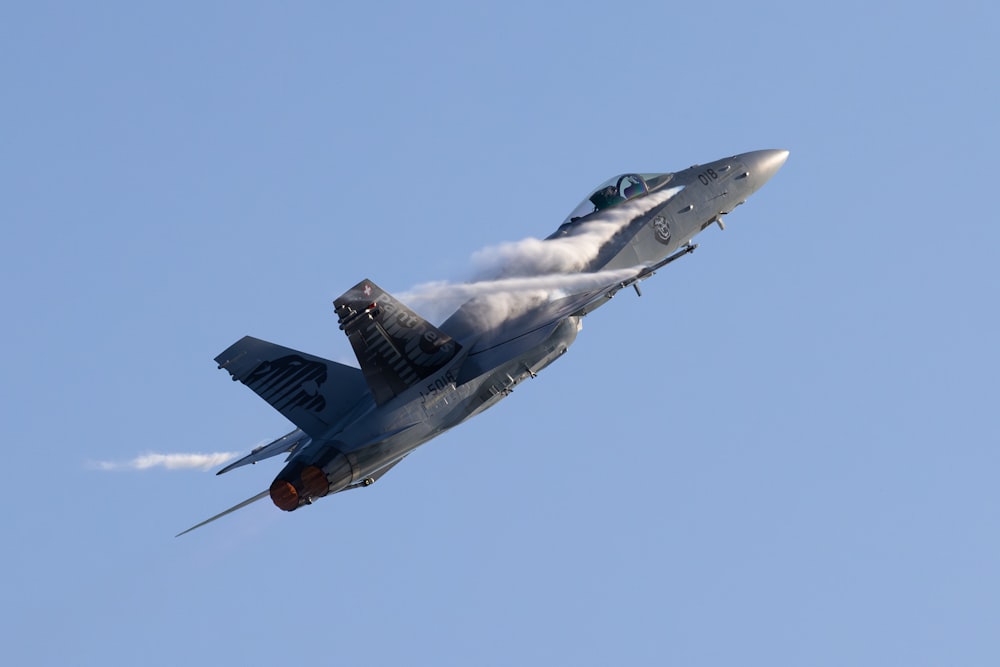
2,2,998,665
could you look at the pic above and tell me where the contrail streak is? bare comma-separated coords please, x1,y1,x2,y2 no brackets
91,451,241,471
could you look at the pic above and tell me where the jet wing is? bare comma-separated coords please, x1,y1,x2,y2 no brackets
568,242,698,317
450,285,614,383
448,244,698,382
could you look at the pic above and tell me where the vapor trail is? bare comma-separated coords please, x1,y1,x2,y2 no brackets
401,268,637,324
402,184,684,325
91,451,241,471
470,184,683,279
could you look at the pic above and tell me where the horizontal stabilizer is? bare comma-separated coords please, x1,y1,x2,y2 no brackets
176,489,270,537
334,279,461,405
216,428,312,475
215,336,369,438
177,456,410,536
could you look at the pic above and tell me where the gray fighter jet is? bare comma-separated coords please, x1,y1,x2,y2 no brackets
178,149,788,535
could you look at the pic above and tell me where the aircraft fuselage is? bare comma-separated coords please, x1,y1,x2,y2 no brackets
180,150,788,533
269,150,789,510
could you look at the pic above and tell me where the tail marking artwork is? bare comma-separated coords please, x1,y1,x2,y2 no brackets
244,355,327,414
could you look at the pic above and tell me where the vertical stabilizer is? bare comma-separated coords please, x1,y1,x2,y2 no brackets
334,279,461,405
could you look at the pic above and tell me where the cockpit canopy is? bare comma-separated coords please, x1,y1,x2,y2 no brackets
563,172,675,224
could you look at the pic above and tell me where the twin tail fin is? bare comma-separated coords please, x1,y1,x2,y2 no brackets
333,279,461,405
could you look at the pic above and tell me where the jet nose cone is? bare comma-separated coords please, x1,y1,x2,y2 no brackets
740,149,789,192
758,149,789,180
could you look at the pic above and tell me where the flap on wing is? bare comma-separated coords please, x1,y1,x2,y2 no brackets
334,279,461,405
216,336,370,437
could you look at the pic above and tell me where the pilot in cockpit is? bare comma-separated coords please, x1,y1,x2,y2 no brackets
589,185,624,211
560,173,660,228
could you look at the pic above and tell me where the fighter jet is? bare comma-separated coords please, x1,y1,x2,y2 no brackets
178,149,789,535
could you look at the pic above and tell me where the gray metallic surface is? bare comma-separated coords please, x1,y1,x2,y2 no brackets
179,149,788,534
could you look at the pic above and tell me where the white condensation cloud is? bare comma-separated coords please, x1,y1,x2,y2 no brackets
470,185,683,279
401,185,683,326
401,268,637,326
91,451,241,472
